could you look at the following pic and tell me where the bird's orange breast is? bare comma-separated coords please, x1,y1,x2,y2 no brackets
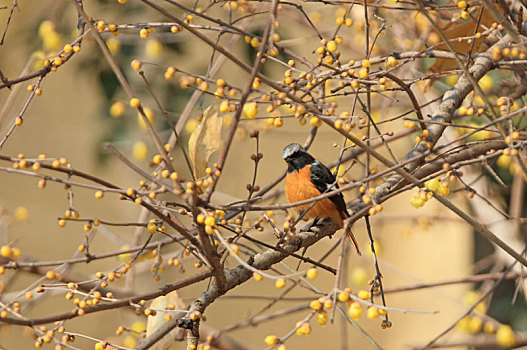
285,165,344,227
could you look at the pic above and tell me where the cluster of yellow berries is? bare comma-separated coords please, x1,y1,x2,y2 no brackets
335,16,353,27
497,96,521,116
31,324,68,349
309,297,334,326
455,291,517,347
424,177,451,196
96,20,120,36
225,0,261,15
315,37,346,66
139,27,155,39
410,189,432,209
164,66,176,80
184,167,222,195
67,287,107,315
414,128,430,144
458,105,483,117
27,83,43,97
10,154,73,192
242,102,258,119
179,75,239,101
491,44,527,62
0,245,21,262
348,291,388,322
91,267,129,291
410,173,452,209
267,116,284,127
219,99,235,114
295,321,312,335
114,321,147,348
504,131,520,150
196,211,220,234
358,185,383,215
38,20,62,51
456,0,471,20
308,288,388,326
44,45,80,73
404,120,416,129
83,219,101,232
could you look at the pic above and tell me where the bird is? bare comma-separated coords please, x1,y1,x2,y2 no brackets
282,143,361,255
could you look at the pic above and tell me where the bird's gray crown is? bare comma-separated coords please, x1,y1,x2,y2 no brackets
282,143,304,160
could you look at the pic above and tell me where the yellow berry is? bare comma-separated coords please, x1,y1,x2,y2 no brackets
310,116,322,127
484,321,496,334
357,290,371,300
219,100,229,113
137,107,154,130
133,141,148,160
275,278,286,288
264,335,278,346
306,268,317,280
11,247,21,258
386,56,398,68
359,68,369,79
109,101,125,118
326,41,337,52
310,300,322,310
14,206,29,221
204,217,216,226
130,98,141,108
348,302,362,319
496,325,517,347
152,154,163,164
131,59,142,70
242,102,258,119
146,223,157,234
367,306,379,319
273,117,283,127
0,245,12,257
338,291,350,302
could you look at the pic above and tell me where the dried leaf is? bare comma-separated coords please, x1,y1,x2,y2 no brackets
188,104,223,179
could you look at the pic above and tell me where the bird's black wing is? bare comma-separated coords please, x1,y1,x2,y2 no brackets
309,160,349,216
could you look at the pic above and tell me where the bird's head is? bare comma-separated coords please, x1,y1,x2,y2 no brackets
282,143,315,172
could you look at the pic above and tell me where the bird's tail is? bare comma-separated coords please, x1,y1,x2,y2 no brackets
345,226,361,256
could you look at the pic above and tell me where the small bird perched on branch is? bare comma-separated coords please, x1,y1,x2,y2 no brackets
282,143,361,255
